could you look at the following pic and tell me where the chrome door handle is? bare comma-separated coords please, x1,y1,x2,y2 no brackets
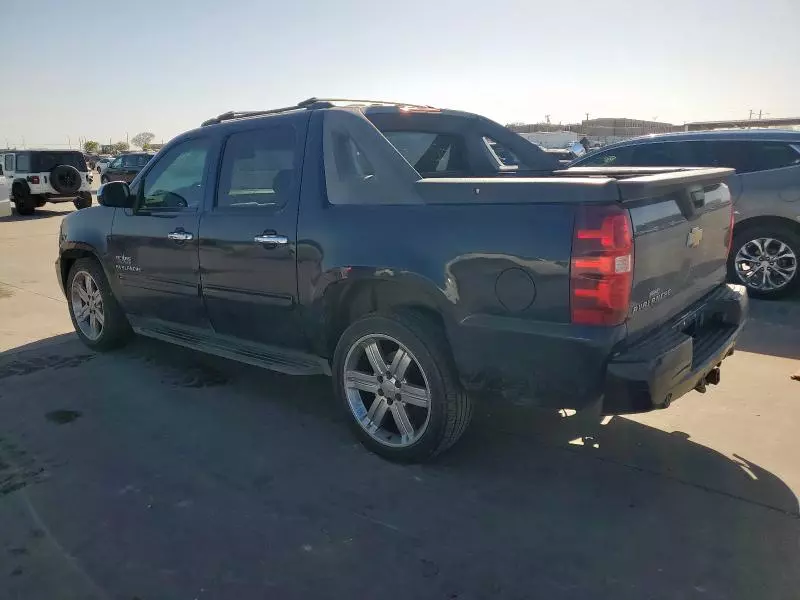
168,230,193,241
254,234,288,245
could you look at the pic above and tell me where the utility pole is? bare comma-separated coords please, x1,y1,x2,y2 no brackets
749,109,754,120
758,110,763,119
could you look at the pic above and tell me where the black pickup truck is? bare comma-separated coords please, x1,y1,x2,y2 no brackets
56,98,747,461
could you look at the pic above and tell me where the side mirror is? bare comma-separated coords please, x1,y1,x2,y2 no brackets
569,141,587,157
98,181,133,208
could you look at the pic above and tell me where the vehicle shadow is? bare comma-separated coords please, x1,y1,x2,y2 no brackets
1,334,798,599
2,208,72,221
736,297,800,359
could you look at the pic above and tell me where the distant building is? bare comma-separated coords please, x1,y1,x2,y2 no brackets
508,117,681,146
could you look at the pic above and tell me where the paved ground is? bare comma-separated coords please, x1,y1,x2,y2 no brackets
1,202,799,599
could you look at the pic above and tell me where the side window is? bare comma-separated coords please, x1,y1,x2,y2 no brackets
15,154,30,173
579,146,633,167
4,154,13,172
483,137,521,167
109,157,122,169
630,143,682,167
381,131,470,177
707,141,800,173
216,126,298,209
140,138,211,211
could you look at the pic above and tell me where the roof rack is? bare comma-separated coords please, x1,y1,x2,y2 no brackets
201,97,436,126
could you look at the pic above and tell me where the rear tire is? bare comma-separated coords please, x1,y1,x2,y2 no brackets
12,184,35,215
74,192,92,209
67,258,132,351
728,224,800,299
332,309,472,462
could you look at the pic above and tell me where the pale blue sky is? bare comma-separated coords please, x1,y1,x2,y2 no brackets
2,0,797,148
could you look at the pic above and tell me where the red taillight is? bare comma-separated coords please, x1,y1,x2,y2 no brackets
27,175,40,184
571,205,633,326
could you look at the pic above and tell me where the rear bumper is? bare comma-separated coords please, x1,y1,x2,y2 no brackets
42,191,92,202
603,283,747,414
449,283,747,412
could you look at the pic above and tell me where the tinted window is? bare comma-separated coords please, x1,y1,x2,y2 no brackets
33,152,87,172
483,137,521,166
141,138,211,211
216,126,298,209
578,146,633,167
123,154,153,168
381,131,469,176
630,143,683,167
4,154,13,171
705,141,800,173
15,154,30,173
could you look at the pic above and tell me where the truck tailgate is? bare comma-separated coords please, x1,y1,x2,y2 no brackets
617,168,735,340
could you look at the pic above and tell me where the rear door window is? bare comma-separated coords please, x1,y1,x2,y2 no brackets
34,152,87,172
216,125,299,209
381,131,470,177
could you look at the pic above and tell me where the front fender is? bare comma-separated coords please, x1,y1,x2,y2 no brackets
58,206,118,295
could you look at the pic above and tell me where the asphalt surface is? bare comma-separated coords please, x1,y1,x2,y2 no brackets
1,202,799,600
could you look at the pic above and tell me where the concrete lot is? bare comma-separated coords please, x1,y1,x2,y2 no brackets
1,202,799,599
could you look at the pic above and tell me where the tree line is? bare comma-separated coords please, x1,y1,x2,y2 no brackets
82,132,156,155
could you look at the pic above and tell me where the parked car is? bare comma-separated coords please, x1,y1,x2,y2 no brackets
95,157,114,174
101,152,154,184
0,165,10,217
1,149,93,215
57,97,747,461
571,130,800,298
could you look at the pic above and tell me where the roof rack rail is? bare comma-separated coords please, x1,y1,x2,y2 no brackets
201,97,436,127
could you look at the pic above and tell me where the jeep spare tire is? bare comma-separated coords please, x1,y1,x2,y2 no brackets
50,165,82,194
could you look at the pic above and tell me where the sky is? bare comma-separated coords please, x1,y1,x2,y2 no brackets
1,0,798,149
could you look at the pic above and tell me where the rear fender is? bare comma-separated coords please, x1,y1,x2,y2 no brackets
303,268,455,357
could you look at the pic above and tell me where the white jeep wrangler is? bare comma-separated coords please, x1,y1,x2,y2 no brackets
1,150,93,215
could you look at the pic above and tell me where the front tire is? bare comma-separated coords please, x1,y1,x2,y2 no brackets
728,224,800,299
74,192,92,209
67,258,131,350
332,310,472,462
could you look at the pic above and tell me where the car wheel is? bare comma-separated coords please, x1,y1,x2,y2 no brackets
332,309,473,462
12,184,35,215
74,192,92,209
67,258,132,350
728,224,800,299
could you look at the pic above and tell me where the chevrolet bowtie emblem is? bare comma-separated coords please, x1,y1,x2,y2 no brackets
687,227,703,248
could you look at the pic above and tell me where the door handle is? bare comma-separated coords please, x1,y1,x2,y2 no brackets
168,229,193,242
254,233,288,246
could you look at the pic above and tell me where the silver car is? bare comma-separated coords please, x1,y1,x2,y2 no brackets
572,130,800,298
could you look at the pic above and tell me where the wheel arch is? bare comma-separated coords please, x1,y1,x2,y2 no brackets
734,215,800,239
59,244,106,297
315,276,453,359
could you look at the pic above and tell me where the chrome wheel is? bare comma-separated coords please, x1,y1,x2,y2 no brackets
735,237,797,292
70,271,105,341
343,334,431,448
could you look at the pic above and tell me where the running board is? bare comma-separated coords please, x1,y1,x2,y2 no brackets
132,320,331,376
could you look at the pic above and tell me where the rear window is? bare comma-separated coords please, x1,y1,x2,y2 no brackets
32,152,87,172
705,141,800,173
381,131,470,177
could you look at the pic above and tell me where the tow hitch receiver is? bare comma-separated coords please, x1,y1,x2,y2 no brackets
695,367,721,394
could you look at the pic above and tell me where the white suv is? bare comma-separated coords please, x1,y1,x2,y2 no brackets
1,150,93,215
